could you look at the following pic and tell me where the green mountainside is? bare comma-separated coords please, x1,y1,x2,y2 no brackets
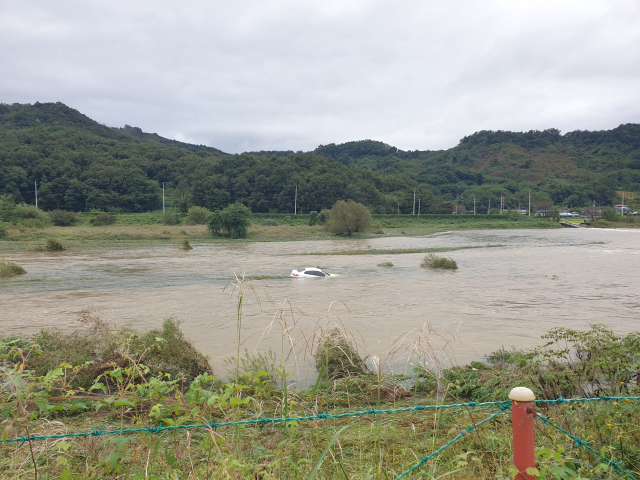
1,102,639,214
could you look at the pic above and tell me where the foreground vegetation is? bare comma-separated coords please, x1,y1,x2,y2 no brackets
2,299,639,479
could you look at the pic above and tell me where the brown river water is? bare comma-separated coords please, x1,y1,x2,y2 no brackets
1,229,639,382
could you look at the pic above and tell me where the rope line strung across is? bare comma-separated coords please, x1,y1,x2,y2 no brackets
536,414,637,480
395,403,511,480
2,399,510,444
4,394,640,480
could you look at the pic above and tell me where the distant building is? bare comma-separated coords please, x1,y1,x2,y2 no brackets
615,204,630,213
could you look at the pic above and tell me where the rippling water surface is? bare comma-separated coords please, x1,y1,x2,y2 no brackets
1,229,639,377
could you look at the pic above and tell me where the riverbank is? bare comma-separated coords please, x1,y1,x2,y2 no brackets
0,213,564,251
1,320,639,479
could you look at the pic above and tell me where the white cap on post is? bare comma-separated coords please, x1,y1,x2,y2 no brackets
508,387,535,402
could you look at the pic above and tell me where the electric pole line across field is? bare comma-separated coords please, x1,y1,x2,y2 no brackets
162,183,165,214
294,185,297,215
35,180,38,210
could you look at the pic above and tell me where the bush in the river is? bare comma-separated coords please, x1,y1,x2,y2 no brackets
45,238,65,251
92,212,116,226
181,239,193,250
25,313,212,389
50,209,77,226
208,202,251,238
420,253,457,269
186,206,210,225
327,200,371,237
314,328,367,380
162,211,180,225
0,261,26,277
377,261,393,267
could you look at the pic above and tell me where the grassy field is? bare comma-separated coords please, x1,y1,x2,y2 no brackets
1,317,639,479
0,213,565,252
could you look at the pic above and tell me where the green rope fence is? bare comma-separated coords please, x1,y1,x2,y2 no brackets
1,399,510,444
395,403,511,480
3,396,640,479
536,413,637,480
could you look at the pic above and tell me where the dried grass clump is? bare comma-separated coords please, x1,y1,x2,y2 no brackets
314,328,367,380
26,311,212,389
45,238,65,251
377,260,393,267
0,261,26,277
420,253,457,269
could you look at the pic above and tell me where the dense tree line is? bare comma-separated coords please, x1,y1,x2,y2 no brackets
0,103,448,214
1,102,639,214
313,127,640,210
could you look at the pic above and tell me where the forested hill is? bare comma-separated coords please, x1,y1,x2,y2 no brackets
313,126,640,210
0,102,441,214
1,102,639,214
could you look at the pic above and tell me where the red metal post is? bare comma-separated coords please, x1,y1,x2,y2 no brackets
509,387,536,479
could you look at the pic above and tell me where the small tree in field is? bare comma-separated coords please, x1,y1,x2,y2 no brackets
327,200,371,237
208,202,251,238
186,206,210,225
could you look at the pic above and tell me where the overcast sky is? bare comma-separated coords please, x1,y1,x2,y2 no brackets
1,1,639,153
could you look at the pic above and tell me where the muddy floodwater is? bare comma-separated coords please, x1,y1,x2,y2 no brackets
1,229,639,380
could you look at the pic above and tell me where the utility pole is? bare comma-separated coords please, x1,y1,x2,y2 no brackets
34,180,38,210
621,192,624,218
488,198,491,214
413,189,416,215
397,202,400,214
418,198,421,218
294,185,297,215
500,195,503,214
162,182,165,213
473,196,476,215
528,190,531,216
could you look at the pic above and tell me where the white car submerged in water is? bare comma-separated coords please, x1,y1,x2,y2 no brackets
291,267,332,278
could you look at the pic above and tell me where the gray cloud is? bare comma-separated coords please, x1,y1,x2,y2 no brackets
1,0,639,153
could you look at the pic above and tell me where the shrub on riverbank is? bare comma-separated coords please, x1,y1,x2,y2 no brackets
50,210,77,226
421,253,458,269
186,206,210,225
161,211,180,225
327,200,371,237
21,313,212,389
92,212,116,226
208,202,251,238
0,261,26,277
45,238,65,251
